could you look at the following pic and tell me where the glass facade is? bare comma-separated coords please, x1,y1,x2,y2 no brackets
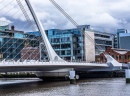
27,29,84,61
115,29,130,49
46,28,84,61
14,33,24,38
115,29,130,50
0,25,9,31
27,25,114,62
0,26,40,61
94,31,114,55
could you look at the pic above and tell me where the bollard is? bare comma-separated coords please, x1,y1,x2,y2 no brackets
125,69,130,83
69,71,76,84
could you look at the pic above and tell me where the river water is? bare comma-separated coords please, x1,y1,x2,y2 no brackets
0,78,130,96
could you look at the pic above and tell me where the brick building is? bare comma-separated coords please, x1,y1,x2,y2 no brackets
20,43,40,61
96,47,130,63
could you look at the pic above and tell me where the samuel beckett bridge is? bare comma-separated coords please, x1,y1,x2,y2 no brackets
0,0,123,83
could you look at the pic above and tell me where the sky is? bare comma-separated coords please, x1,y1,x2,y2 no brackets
0,0,130,33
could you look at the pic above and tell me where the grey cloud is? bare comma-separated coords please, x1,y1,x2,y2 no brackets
0,0,130,33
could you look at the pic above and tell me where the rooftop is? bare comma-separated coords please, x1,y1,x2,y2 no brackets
111,48,129,55
0,25,24,34
0,20,9,26
2,29,24,34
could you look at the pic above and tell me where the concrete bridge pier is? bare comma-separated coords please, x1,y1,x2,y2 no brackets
69,71,76,84
125,69,130,83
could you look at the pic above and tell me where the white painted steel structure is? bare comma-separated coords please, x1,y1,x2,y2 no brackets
25,0,64,62
0,61,108,72
0,0,122,74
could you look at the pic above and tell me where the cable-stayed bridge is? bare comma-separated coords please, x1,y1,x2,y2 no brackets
0,0,122,81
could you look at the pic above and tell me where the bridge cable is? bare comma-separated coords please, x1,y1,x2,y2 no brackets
49,0,78,27
0,0,45,62
23,0,50,61
0,0,4,3
0,9,30,50
3,23,40,61
2,13,41,61
49,0,86,61
0,0,14,12
0,0,24,17
16,0,49,61
49,0,106,61
1,14,40,61
16,0,36,31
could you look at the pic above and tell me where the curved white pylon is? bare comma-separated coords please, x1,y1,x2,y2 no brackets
104,53,122,67
25,0,65,62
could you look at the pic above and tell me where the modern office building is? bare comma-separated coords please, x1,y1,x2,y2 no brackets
28,26,87,61
114,29,130,50
0,21,115,62
0,25,40,61
0,21,9,31
28,25,114,62
0,25,9,31
46,28,84,61
85,29,114,60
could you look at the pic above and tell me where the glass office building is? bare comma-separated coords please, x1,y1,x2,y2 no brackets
0,22,114,62
94,30,114,55
114,29,130,50
46,28,84,61
0,25,39,60
28,26,86,61
28,25,114,61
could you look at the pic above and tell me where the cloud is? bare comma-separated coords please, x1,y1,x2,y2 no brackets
43,20,57,29
0,17,12,24
0,0,130,32
88,13,119,27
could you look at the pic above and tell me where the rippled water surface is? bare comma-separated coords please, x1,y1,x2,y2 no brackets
0,78,130,96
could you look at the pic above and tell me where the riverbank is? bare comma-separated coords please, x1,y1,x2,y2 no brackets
0,72,37,78
0,71,125,79
77,71,125,79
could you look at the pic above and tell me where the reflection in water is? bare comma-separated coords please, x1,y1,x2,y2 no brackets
0,78,130,96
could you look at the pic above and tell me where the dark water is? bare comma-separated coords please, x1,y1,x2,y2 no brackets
0,78,130,96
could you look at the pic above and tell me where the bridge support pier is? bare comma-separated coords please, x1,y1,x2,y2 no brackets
125,69,130,83
69,71,76,84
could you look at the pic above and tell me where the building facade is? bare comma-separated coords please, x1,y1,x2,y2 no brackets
85,29,114,56
28,25,114,62
84,31,95,62
114,29,130,50
20,46,40,61
0,25,40,61
96,47,130,63
46,28,84,61
0,23,116,62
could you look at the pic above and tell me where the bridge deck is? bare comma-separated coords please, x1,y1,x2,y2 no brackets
0,62,108,72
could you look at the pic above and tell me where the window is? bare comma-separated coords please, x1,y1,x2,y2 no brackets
119,56,121,59
14,33,23,38
125,55,127,59
0,54,3,58
128,55,130,60
112,54,114,58
61,51,65,55
66,50,71,55
56,51,60,55
98,57,100,61
116,56,118,60
101,57,103,60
